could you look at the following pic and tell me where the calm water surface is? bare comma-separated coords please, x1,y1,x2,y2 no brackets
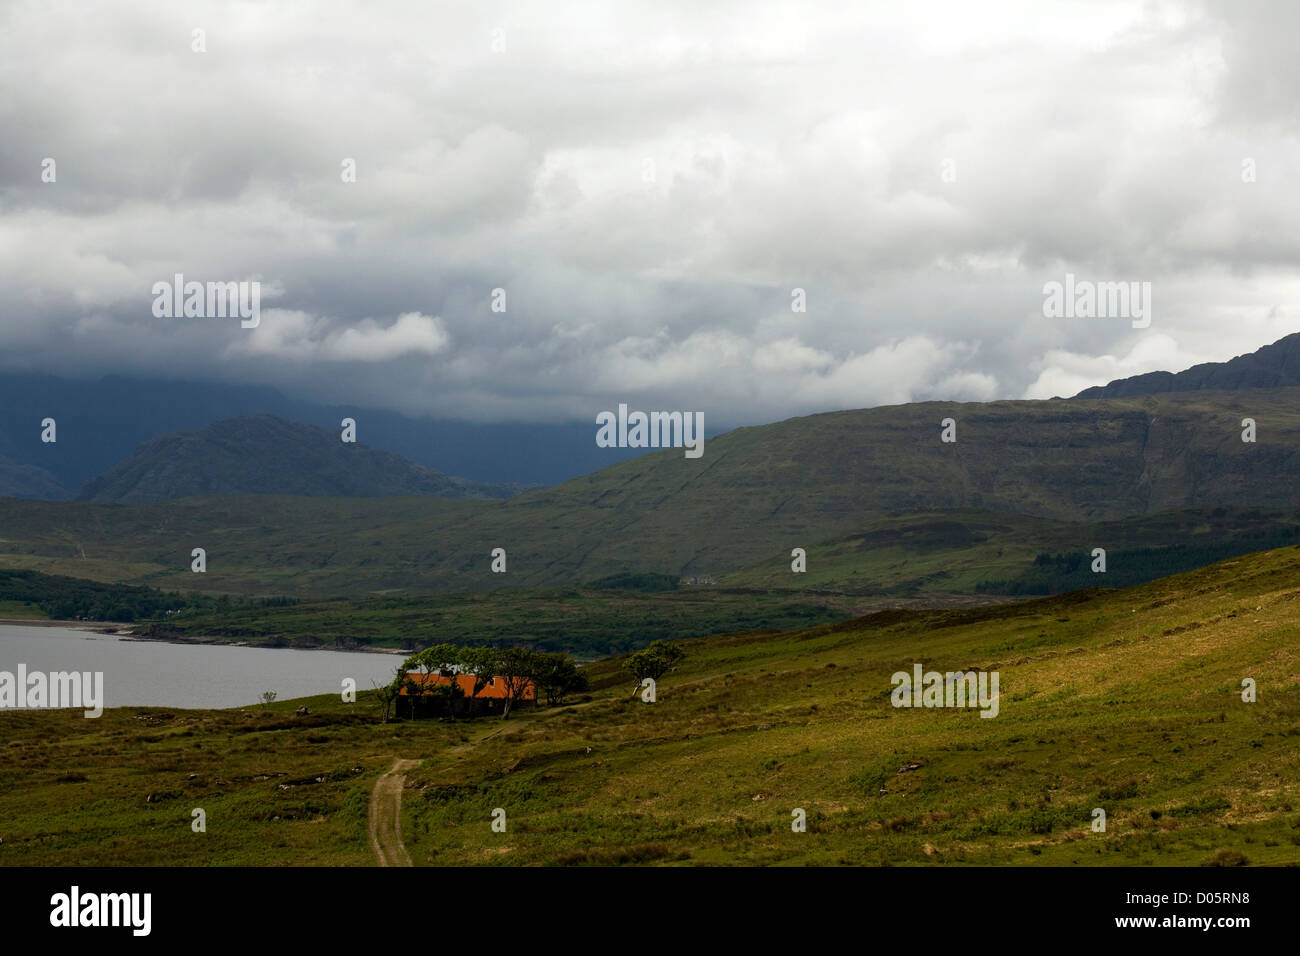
0,625,401,710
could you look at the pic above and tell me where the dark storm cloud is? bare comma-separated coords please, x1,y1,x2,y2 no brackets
0,0,1296,423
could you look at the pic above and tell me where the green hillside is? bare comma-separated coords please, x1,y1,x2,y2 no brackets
1,388,1298,600
78,415,528,502
1,545,1296,866
0,568,218,622
722,508,1300,594
392,545,1300,865
124,507,1297,656
135,585,855,658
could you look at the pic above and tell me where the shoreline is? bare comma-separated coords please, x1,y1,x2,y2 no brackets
122,632,412,655
0,617,120,632
0,619,412,655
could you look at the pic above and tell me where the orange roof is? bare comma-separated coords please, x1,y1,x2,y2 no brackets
397,672,535,701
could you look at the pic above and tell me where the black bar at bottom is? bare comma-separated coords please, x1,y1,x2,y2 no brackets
0,865,1287,944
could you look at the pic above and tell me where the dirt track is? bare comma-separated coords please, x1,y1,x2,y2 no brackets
368,758,419,866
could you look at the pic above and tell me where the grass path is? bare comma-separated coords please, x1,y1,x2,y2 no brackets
368,758,419,866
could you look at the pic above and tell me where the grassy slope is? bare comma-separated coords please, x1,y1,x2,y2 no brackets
722,508,1300,594
31,505,1290,659
0,698,445,866
1,546,1297,866
0,599,47,619
1,388,1299,599
396,546,1300,865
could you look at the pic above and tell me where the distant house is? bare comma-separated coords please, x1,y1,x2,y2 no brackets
399,672,536,701
397,672,535,717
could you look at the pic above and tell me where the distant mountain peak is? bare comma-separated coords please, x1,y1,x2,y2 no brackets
1074,332,1300,399
75,415,531,503
0,456,68,500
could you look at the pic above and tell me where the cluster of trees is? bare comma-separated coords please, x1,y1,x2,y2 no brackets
586,572,680,592
378,643,590,722
0,569,200,622
0,569,301,624
373,638,689,721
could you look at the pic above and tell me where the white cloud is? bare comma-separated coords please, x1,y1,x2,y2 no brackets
0,0,1297,424
227,310,449,362
1022,333,1208,399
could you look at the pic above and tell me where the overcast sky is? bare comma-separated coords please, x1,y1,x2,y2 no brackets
1,0,1296,426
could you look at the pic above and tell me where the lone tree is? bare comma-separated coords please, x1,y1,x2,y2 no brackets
456,646,500,708
422,643,466,717
496,647,540,720
624,640,685,697
533,652,590,707
374,669,401,723
400,644,464,719
395,650,429,720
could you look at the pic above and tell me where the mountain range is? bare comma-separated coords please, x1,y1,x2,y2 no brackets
1075,330,1300,397
1,332,1298,608
0,372,647,498
1,386,1298,600
1,332,1297,501
76,416,528,503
